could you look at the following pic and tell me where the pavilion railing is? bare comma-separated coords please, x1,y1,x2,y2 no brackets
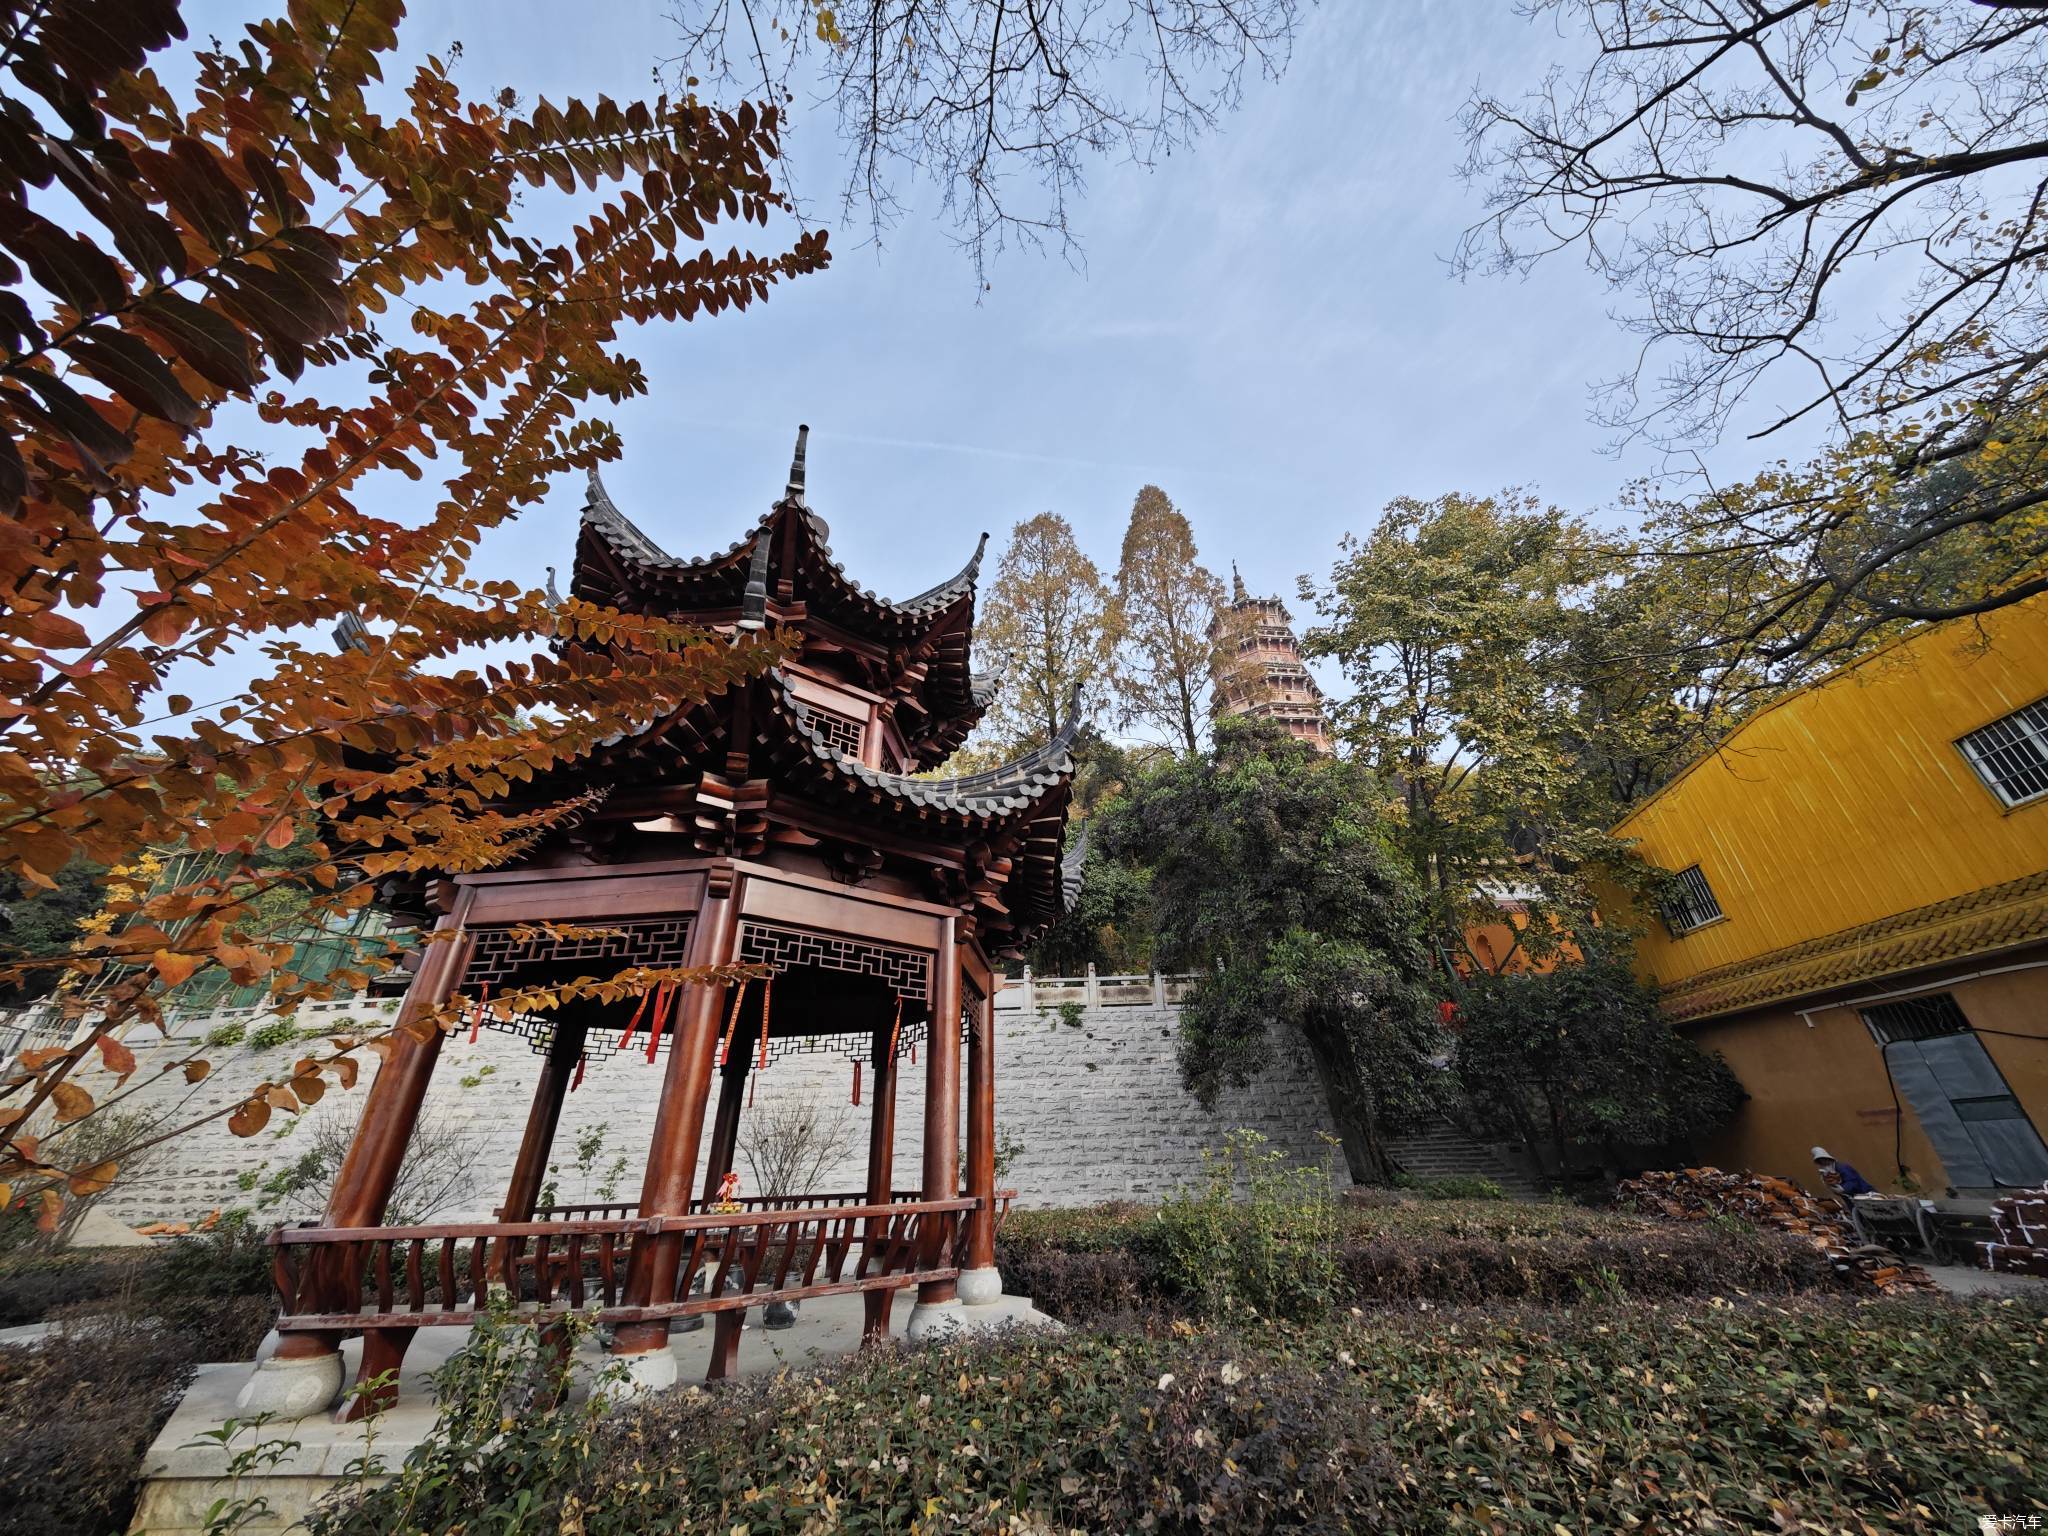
268,1196,978,1392
519,1188,1020,1256
514,1190,925,1223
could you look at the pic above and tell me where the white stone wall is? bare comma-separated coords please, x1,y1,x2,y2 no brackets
12,987,1348,1227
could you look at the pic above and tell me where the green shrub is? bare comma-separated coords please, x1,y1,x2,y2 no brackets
1151,1130,1343,1321
245,1018,299,1050
0,1296,274,1536
204,1021,247,1048
0,1250,148,1326
141,1220,275,1304
1415,1172,1505,1200
309,1297,2048,1536
998,1194,1836,1325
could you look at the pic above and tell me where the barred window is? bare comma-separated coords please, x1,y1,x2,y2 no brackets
1862,992,1972,1045
1958,696,2048,808
1658,864,1724,936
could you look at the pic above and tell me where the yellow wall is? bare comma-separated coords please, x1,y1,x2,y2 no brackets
1691,945,2048,1196
1615,595,2048,987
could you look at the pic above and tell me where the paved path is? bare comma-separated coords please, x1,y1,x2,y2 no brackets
1923,1262,2048,1299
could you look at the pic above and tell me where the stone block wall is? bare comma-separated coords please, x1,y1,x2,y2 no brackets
10,985,1349,1228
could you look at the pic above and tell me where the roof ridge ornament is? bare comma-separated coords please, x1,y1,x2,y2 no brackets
784,423,809,505
739,527,773,629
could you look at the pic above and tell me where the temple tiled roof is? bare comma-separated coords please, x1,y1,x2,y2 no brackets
1663,870,2048,1023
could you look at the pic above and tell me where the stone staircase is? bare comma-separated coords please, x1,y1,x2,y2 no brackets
1388,1119,1548,1199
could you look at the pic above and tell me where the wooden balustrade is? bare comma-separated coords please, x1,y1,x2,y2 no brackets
511,1189,924,1223
268,1195,978,1394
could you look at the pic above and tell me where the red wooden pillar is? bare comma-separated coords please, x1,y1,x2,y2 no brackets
249,898,472,1416
863,1019,900,1253
501,1018,586,1222
611,877,739,1366
962,984,997,1280
916,920,962,1310
700,1050,751,1205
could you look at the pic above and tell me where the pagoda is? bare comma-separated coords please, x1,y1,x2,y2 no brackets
1207,563,1333,752
239,428,1077,1417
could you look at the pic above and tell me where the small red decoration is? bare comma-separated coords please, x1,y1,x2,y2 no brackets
617,985,654,1053
467,982,491,1044
852,1059,862,1106
571,1051,586,1092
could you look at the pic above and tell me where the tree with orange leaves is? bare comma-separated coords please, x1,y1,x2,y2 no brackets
0,0,828,1229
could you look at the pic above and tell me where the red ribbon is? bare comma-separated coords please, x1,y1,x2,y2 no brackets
717,979,747,1067
571,1051,586,1092
617,985,654,1053
852,1059,862,1106
467,982,491,1044
646,981,670,1063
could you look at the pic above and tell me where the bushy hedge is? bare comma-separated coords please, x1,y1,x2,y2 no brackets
311,1297,2048,1535
0,1223,273,1327
0,1296,275,1536
998,1197,1836,1323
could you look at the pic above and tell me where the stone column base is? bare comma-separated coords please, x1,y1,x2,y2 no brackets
905,1298,964,1342
956,1266,1004,1306
601,1346,678,1398
233,1349,343,1420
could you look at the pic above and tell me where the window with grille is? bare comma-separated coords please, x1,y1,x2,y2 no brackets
1657,864,1724,936
1862,991,1972,1045
1958,695,2048,808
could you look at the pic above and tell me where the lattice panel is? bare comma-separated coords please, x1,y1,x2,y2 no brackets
459,917,694,1059
736,920,929,1004
798,703,866,760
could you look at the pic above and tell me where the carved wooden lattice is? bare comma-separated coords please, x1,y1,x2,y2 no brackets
460,917,694,1057
736,919,946,1064
798,703,866,760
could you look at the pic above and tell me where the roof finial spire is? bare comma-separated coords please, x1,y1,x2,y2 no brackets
1231,561,1247,604
785,423,809,503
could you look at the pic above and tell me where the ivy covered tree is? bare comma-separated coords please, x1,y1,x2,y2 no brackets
0,0,827,1226
1101,717,1442,1182
1451,950,1745,1180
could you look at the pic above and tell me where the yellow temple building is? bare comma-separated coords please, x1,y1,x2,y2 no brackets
1611,596,2048,1197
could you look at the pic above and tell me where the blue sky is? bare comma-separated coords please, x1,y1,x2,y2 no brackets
173,2,1817,711
392,4,1688,606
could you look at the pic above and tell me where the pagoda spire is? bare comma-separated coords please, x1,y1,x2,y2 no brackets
1231,561,1247,604
784,423,810,504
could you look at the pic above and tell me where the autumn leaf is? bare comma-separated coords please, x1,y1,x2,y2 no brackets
152,950,202,986
34,1190,62,1233
264,1083,300,1113
228,1098,272,1137
183,1060,211,1083
66,1161,118,1196
333,1056,358,1089
291,1072,325,1105
0,1182,10,1209
95,1032,137,1081
49,1082,94,1123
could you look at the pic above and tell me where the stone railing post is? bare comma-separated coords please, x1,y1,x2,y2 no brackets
1152,971,1166,1006
1084,963,1099,1008
1019,966,1033,1013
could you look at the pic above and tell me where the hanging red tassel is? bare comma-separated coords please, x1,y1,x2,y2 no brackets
646,981,670,1064
571,1051,586,1092
887,998,903,1061
757,975,774,1069
852,1059,862,1106
717,978,747,1067
467,982,490,1044
748,1073,757,1108
617,985,654,1053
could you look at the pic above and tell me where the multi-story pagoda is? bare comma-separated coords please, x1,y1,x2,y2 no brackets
240,428,1077,1418
1207,564,1333,752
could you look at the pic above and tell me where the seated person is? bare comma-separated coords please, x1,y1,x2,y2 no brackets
1811,1145,1877,1198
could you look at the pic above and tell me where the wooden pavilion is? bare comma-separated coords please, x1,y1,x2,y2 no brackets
240,429,1078,1417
